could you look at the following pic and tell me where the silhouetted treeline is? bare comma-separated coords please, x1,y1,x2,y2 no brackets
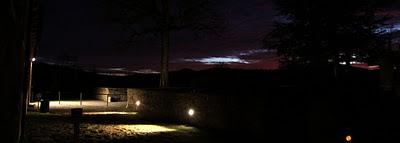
32,63,166,91
32,62,380,96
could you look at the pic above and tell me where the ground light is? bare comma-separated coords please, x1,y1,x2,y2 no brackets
188,108,195,116
345,135,352,142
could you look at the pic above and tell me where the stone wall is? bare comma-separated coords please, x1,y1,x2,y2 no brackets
127,88,267,131
126,86,384,142
96,87,127,102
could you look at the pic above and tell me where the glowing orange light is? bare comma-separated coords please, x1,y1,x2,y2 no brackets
135,100,140,106
345,135,352,142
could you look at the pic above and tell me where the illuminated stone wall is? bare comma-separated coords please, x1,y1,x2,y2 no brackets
127,83,383,142
126,87,356,141
127,88,266,131
96,87,127,102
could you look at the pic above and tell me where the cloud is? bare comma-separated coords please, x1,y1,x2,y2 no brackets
183,56,251,65
375,23,400,34
181,49,276,66
238,49,270,56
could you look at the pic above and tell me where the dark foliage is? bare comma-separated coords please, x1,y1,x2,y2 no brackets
105,0,226,42
264,0,394,68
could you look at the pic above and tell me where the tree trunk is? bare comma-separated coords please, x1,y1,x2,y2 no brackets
159,0,170,88
0,0,29,142
25,0,40,104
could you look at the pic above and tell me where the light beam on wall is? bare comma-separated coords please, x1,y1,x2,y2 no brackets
121,125,176,133
83,112,137,115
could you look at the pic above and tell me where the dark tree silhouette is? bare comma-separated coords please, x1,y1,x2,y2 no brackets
1,0,31,142
106,0,226,88
264,0,393,70
25,0,41,103
263,2,399,142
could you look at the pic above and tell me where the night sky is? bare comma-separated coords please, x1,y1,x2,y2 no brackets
37,0,400,73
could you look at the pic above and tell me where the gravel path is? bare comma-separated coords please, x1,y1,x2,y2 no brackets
23,100,210,143
23,112,209,143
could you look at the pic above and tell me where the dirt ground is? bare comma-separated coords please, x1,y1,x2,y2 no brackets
23,100,211,143
24,100,264,143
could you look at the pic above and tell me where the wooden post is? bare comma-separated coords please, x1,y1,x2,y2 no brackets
126,92,129,108
58,91,61,104
80,92,82,106
71,108,82,143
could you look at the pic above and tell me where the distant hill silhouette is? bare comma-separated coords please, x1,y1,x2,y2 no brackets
31,62,380,99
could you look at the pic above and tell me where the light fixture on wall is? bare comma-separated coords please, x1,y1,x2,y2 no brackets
135,100,141,106
188,108,195,116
